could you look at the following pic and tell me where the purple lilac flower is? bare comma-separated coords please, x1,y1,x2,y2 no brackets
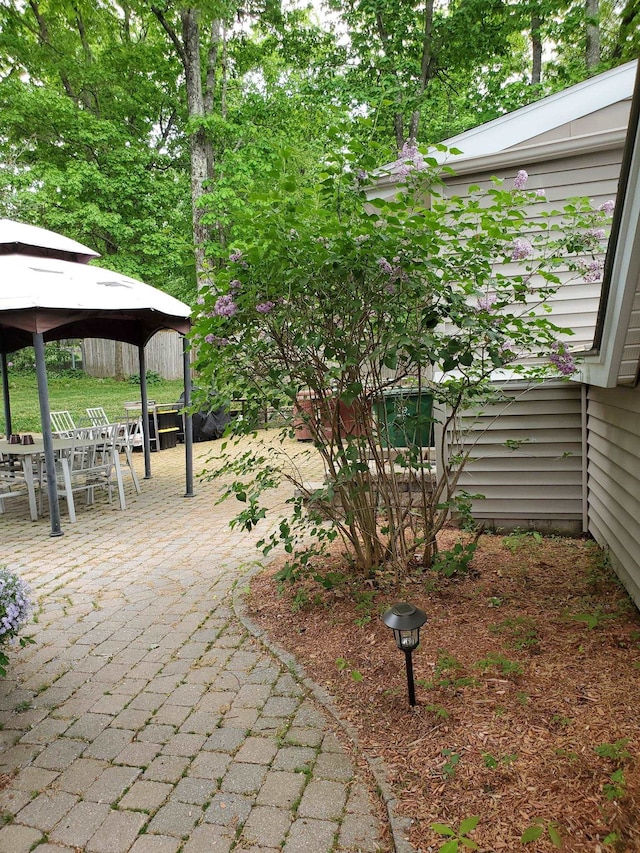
598,200,615,214
213,294,238,318
394,142,427,177
377,257,393,274
205,334,230,346
256,301,275,314
196,295,205,306
534,189,546,198
384,283,396,295
589,228,606,240
229,279,242,292
549,341,577,376
0,568,32,641
510,237,533,261
579,258,604,283
476,293,497,312
513,170,528,190
229,249,244,262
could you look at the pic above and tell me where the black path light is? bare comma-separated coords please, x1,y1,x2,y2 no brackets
382,602,428,707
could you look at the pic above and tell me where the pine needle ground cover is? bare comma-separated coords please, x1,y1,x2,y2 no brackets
247,532,640,852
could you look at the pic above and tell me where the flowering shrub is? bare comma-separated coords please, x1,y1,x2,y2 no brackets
192,138,612,580
0,566,33,677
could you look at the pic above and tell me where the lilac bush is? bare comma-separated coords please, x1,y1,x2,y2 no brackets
0,566,33,677
193,140,612,579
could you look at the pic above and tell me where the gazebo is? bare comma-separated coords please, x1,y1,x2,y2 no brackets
0,218,193,536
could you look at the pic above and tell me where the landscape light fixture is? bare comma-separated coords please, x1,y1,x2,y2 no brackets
382,602,427,707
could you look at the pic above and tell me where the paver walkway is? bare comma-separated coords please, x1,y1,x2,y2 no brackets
0,434,394,852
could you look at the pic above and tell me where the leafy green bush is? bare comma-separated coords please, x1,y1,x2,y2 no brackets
193,134,612,581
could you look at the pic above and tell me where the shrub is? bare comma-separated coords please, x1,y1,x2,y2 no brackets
0,566,34,677
193,134,612,582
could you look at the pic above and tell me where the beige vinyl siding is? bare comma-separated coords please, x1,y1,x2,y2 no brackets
618,280,640,384
445,382,585,532
587,385,640,608
441,144,624,353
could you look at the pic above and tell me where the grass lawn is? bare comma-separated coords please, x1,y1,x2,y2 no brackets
2,371,185,433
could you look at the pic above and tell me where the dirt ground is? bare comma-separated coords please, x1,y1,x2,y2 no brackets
246,529,640,852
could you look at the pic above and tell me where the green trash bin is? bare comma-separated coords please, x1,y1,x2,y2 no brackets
374,388,434,448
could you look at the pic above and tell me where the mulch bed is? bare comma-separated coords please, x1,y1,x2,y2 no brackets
246,529,640,852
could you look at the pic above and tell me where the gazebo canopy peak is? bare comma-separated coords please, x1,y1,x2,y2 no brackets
0,218,100,264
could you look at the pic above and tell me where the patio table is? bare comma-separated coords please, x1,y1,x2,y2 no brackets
0,434,126,521
0,437,75,521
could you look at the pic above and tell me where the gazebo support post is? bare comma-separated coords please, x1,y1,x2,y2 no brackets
138,344,152,479
33,332,63,537
1,352,12,437
183,337,194,498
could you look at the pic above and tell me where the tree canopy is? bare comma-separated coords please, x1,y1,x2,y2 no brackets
0,0,633,301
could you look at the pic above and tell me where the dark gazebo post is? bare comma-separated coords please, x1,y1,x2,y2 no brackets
183,336,194,498
1,352,11,437
138,344,152,480
33,332,63,537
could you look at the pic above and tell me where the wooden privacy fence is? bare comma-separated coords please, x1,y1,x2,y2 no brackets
82,331,184,380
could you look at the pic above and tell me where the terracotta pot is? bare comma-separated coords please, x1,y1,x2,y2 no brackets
294,391,370,442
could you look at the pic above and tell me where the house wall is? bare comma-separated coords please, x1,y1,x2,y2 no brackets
83,330,184,380
587,384,640,608
444,381,586,534
441,142,626,354
617,275,640,384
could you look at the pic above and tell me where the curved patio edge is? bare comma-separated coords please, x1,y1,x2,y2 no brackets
232,563,417,853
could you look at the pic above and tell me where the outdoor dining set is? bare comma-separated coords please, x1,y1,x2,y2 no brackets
0,407,141,523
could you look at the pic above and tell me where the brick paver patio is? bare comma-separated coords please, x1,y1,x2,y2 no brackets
0,434,393,852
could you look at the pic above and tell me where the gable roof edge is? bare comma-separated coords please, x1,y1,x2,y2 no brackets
437,61,637,163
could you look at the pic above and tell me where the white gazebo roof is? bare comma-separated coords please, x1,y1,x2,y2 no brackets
0,219,191,352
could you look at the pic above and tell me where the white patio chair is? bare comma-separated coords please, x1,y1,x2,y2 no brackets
41,424,126,522
88,407,140,494
50,410,76,437
86,407,109,426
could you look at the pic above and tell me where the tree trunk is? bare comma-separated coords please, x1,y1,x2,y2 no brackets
585,0,600,69
114,341,125,382
531,14,542,84
401,0,434,153
181,7,209,288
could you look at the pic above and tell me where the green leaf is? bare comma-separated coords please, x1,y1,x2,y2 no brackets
548,824,563,848
438,841,459,853
431,823,456,837
521,825,544,843
458,816,480,835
